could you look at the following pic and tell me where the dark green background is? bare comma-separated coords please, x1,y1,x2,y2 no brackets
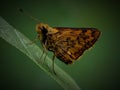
0,0,120,90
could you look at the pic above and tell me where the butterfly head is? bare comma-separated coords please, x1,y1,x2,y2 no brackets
35,23,48,41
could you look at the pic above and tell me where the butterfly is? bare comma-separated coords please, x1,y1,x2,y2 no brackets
36,23,100,73
19,8,101,74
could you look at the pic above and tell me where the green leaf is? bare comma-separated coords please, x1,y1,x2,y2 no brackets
0,16,81,90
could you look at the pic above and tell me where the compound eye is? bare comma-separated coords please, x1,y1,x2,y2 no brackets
36,25,42,34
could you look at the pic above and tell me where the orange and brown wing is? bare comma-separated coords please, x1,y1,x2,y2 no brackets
53,27,100,64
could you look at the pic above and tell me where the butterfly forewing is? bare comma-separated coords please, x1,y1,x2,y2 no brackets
50,28,100,64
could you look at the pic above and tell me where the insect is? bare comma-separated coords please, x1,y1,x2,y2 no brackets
19,9,101,73
36,23,100,63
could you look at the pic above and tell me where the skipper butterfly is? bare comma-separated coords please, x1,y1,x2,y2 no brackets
19,9,101,74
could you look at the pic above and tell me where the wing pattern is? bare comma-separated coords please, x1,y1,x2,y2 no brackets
47,28,100,64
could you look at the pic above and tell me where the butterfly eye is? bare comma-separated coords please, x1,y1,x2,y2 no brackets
36,26,42,34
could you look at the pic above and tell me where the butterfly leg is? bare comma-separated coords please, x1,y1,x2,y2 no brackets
40,49,45,63
27,36,38,45
41,44,48,64
52,53,56,74
43,50,48,63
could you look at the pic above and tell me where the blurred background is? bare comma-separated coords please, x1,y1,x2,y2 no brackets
0,0,120,90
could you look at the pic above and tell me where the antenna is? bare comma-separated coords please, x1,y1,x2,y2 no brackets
18,8,40,23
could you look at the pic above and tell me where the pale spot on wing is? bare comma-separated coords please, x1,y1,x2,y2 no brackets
67,51,71,55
